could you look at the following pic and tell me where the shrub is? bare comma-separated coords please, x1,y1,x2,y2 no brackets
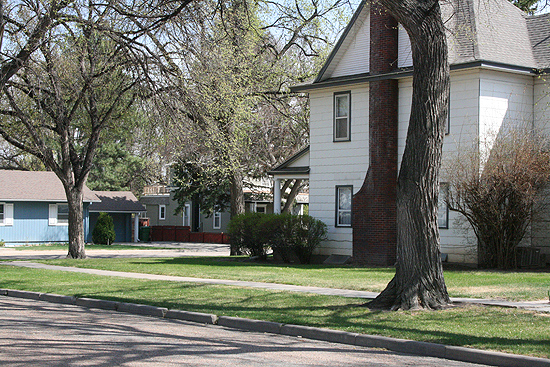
228,213,327,264
291,215,328,264
92,212,116,245
227,212,271,259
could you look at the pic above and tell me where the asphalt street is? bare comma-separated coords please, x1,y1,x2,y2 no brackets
0,296,487,367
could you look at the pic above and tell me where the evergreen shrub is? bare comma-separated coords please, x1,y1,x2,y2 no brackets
92,212,116,245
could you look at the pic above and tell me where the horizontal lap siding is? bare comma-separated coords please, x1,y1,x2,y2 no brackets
0,202,69,243
399,70,481,263
309,84,369,256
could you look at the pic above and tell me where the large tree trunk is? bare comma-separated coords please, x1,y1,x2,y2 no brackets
65,187,86,259
367,0,451,310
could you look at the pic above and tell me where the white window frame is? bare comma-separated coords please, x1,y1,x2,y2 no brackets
159,204,166,221
334,92,351,142
0,202,13,226
438,183,449,229
335,185,352,227
49,203,69,226
213,211,221,229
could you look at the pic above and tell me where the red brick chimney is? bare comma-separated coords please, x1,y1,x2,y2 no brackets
352,4,398,266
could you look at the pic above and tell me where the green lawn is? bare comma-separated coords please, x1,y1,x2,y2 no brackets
33,256,550,301
1,264,549,359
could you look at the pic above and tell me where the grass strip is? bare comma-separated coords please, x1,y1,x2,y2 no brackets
34,257,550,301
1,264,549,359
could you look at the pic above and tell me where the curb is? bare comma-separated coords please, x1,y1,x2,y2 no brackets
1,288,549,367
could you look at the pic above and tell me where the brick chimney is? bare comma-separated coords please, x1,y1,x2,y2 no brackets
352,4,398,266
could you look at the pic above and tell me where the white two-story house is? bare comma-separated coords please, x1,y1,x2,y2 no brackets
270,0,550,265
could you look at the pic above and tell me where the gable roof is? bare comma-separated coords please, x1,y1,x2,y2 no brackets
0,170,99,202
297,0,550,92
268,146,310,176
89,191,146,213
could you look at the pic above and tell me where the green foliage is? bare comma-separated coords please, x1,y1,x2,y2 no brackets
92,213,116,245
509,0,540,14
228,213,327,263
87,138,149,195
172,159,231,217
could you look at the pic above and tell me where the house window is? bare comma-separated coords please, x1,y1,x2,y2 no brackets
159,205,166,220
0,203,13,226
49,203,68,226
438,183,449,229
255,204,267,214
334,92,351,141
57,204,69,224
336,185,352,227
213,212,221,229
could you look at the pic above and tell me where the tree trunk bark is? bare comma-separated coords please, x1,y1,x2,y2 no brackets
367,0,451,310
65,187,86,259
282,179,302,214
230,168,246,256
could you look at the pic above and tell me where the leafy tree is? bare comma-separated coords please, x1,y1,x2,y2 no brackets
87,133,151,196
446,131,550,269
143,0,350,225
172,158,232,217
0,1,189,259
509,0,540,13
92,212,116,245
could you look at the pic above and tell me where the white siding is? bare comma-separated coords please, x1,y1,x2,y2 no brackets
479,70,534,156
327,14,370,79
289,150,309,167
309,83,370,255
398,70,481,263
398,25,412,68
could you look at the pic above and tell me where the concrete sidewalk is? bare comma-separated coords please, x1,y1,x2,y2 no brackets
5,261,550,313
0,242,230,260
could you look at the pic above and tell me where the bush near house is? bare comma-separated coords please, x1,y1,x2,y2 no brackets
228,213,327,264
92,212,116,245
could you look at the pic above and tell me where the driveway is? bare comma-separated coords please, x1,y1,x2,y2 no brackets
0,296,487,367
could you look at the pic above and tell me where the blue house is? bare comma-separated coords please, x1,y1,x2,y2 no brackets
0,170,146,245
0,170,99,245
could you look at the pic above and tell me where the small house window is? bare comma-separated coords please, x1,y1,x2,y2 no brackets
256,204,267,214
57,204,69,225
0,203,13,226
213,212,221,229
159,205,166,220
49,203,68,226
334,92,351,141
438,183,449,229
336,185,352,227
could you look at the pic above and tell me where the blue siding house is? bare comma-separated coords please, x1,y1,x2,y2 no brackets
0,170,99,245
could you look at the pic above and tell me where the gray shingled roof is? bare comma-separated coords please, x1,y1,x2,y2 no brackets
526,12,550,69
88,191,146,213
0,170,98,202
443,0,537,68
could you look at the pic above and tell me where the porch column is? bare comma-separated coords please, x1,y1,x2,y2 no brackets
134,213,140,242
274,179,281,214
